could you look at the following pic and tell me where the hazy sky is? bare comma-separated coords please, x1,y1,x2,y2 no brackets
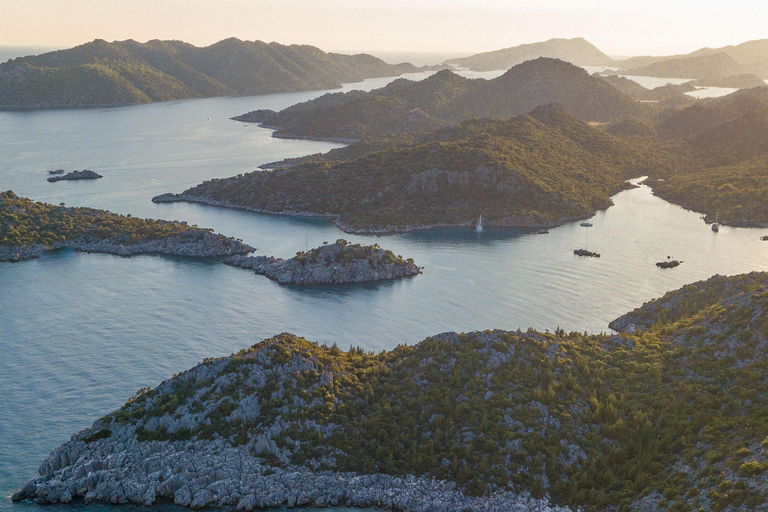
2,0,766,56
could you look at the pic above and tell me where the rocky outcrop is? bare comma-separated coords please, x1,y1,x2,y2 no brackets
13,433,565,511
47,170,103,182
224,240,420,285
656,259,682,269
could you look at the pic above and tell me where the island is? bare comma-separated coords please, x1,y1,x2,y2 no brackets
573,248,600,258
613,39,768,85
13,272,768,511
762,235,768,241
656,259,682,268
47,169,103,182
232,58,643,141
0,191,252,262
224,239,420,285
0,38,418,109
154,104,653,233
444,37,614,71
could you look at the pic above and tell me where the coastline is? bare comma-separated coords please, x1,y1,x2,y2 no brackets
0,234,253,263
13,431,565,512
152,193,618,234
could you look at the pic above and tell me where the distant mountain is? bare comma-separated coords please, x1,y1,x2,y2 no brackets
0,38,418,109
235,58,644,141
689,39,768,78
444,38,614,71
616,39,768,80
620,53,750,80
155,104,650,233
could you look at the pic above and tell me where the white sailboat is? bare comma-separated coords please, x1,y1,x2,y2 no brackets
476,215,483,233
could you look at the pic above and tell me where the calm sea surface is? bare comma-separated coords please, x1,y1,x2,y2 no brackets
1,71,767,512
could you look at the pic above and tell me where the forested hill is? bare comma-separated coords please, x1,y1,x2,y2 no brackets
18,272,768,511
445,37,614,71
0,38,418,108
155,104,651,233
234,58,644,141
632,88,768,226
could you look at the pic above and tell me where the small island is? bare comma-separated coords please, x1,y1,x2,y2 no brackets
656,259,683,269
47,169,103,183
762,235,768,241
0,191,253,262
225,239,421,285
573,248,600,258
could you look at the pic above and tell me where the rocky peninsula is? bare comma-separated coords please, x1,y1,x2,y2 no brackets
14,272,768,511
224,239,421,285
0,191,252,262
47,169,103,182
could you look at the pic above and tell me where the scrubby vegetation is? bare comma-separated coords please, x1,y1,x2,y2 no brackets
649,154,768,226
0,191,204,246
164,104,655,232
0,38,416,108
293,239,411,267
104,272,768,511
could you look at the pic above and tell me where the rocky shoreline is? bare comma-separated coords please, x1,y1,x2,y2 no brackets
153,193,609,234
12,431,565,512
224,242,421,285
0,233,253,262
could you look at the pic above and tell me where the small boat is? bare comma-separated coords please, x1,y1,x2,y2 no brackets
711,213,720,232
580,221,593,227
48,169,65,175
476,215,483,233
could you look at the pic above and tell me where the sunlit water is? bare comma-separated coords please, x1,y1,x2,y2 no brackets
1,73,767,512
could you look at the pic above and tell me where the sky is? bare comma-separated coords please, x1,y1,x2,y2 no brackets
1,0,767,57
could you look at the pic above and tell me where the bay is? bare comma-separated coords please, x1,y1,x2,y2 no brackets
1,73,767,512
